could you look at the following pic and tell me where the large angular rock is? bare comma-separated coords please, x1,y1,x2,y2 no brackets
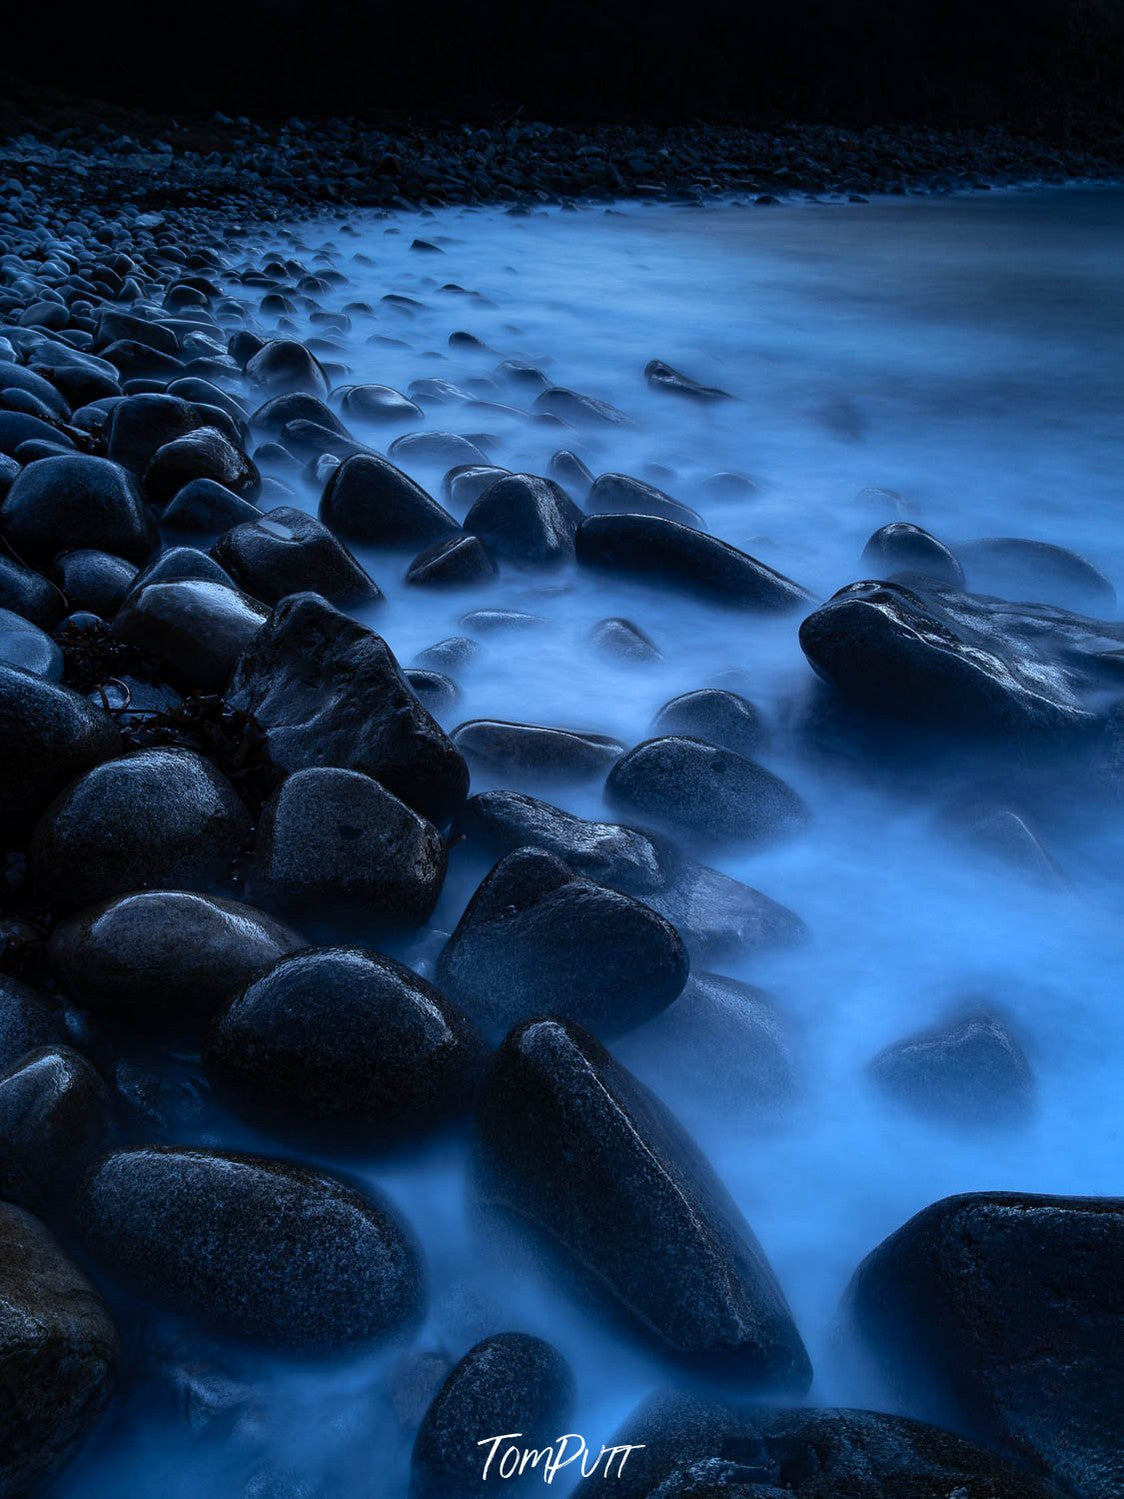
206,947,484,1145
439,848,688,1039
848,1191,1124,1498
0,663,119,829
411,1334,574,1499
606,736,809,848
48,889,304,1028
319,453,459,548
473,1018,811,1391
582,1391,1061,1498
251,767,446,927
30,748,252,908
800,580,1124,739
213,506,380,606
576,514,810,612
226,593,469,823
1,454,157,563
0,1203,118,1495
77,1147,425,1348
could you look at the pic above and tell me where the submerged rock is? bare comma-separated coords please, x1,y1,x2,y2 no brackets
411,1334,574,1499
226,593,469,823
590,616,662,662
0,1202,118,1495
473,1018,811,1390
207,947,483,1146
439,847,688,1039
585,1391,1061,1498
606,736,809,847
849,1191,1124,1498
77,1147,426,1348
652,688,768,758
868,1009,1034,1126
644,359,731,402
861,521,964,587
959,535,1116,614
451,720,625,784
576,513,810,612
463,472,580,566
48,889,304,1028
587,471,702,527
405,533,497,586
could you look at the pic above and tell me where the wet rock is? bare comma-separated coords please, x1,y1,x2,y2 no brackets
607,737,809,847
251,767,446,927
947,802,1064,885
861,522,964,587
453,790,805,962
214,506,379,606
548,448,593,500
54,548,138,617
414,636,477,674
473,1018,810,1389
0,604,62,678
0,973,63,1071
48,889,304,1029
652,688,768,758
206,947,483,1145
319,453,459,548
869,1009,1034,1125
533,386,633,426
451,720,625,784
439,847,687,1039
339,384,423,425
460,607,544,634
114,578,269,690
590,615,662,661
406,533,497,586
463,472,580,566
799,580,1124,739
0,551,63,628
390,431,489,467
411,1334,575,1499
251,392,349,441
0,1202,118,1495
588,472,702,527
30,747,252,908
227,593,469,823
0,1046,111,1217
959,536,1116,613
0,663,119,829
443,463,509,512
76,1147,425,1348
246,340,329,398
576,514,810,612
407,668,459,714
849,1191,1124,1498
588,1391,1061,1499
1,454,157,563
162,478,264,538
146,427,261,509
644,359,731,401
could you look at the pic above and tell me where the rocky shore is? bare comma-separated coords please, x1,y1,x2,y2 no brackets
0,95,1121,1499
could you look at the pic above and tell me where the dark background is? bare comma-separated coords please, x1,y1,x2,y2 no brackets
3,0,1124,134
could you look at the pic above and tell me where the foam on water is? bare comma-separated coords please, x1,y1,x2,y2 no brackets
64,188,1124,1496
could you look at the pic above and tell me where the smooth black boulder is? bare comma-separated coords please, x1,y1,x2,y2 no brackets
251,392,349,440
587,472,702,527
226,594,469,823
30,747,252,908
959,536,1116,613
0,663,119,829
652,689,767,758
105,392,241,477
76,1147,425,1348
214,506,380,606
162,478,263,538
405,533,497,586
319,453,460,548
451,720,625,784
590,615,662,661
473,1018,811,1390
54,548,137,616
114,577,269,691
339,384,424,426
868,1009,1034,1126
245,340,329,398
48,889,304,1028
463,473,580,567
583,1391,1061,1499
799,580,1124,739
533,386,633,426
0,1046,111,1217
0,551,63,628
411,1334,574,1499
576,513,810,612
644,359,731,401
0,1203,118,1495
0,973,63,1071
251,767,446,927
1,454,157,563
206,947,483,1145
0,605,62,678
440,847,687,1039
861,522,964,587
606,736,809,847
849,1191,1124,1498
145,427,260,510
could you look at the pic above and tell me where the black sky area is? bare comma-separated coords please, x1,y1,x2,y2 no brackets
3,0,1124,134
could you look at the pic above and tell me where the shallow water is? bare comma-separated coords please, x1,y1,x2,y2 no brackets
64,187,1124,1496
